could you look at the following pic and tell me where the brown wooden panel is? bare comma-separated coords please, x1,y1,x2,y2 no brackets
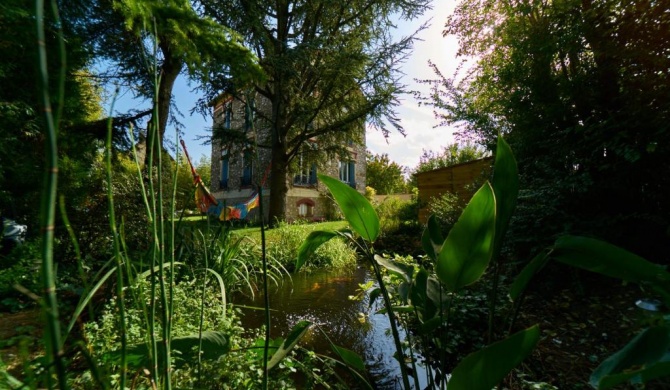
416,157,493,223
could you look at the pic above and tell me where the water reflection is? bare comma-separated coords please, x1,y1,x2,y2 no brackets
233,265,425,389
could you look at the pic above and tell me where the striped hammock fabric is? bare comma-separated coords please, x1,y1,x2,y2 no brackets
182,139,261,221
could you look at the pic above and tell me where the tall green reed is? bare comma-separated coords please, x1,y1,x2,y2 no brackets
35,0,66,387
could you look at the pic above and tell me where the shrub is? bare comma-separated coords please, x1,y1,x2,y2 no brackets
375,196,418,235
0,240,41,311
263,222,357,272
364,186,376,202
78,277,301,389
426,192,461,234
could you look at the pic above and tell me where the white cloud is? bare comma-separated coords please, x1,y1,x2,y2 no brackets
366,3,462,169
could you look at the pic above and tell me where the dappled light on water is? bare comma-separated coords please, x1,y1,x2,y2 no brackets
234,265,426,389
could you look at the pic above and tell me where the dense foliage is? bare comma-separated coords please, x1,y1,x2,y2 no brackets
412,142,488,175
422,0,670,262
408,141,488,188
85,0,262,156
0,0,103,228
366,152,408,195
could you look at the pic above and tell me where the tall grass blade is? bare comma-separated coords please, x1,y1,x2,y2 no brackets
206,268,227,319
64,266,117,339
105,87,127,390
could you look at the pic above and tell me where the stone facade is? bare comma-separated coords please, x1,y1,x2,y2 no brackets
210,93,366,222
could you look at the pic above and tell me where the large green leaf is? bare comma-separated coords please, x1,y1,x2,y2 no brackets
267,320,312,370
448,325,540,390
553,236,670,285
436,182,497,292
296,230,338,272
590,326,670,389
491,136,518,257
509,249,550,301
318,174,379,242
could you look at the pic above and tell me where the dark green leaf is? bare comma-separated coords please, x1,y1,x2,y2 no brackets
598,362,670,390
376,305,414,314
491,136,518,258
509,250,550,301
411,269,438,320
421,214,444,260
437,182,496,292
368,287,381,308
419,317,443,334
296,230,338,272
553,236,670,285
448,325,540,390
107,331,231,369
591,326,670,389
374,255,414,283
398,281,410,303
318,174,379,242
332,345,366,373
267,321,312,370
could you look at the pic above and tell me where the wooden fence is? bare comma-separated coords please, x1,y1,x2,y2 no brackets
416,157,493,224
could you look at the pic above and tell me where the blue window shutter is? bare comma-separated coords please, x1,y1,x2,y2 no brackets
221,158,229,188
224,103,232,129
348,161,356,187
309,164,317,184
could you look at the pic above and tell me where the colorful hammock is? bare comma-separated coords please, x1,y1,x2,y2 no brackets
180,139,260,221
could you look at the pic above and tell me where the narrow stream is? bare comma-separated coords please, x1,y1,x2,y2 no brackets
233,264,427,389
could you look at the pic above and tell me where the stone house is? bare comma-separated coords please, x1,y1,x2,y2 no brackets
210,93,366,222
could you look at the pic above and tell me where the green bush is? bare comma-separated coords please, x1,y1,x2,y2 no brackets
0,240,41,311
263,222,357,271
77,276,302,389
427,192,462,234
375,196,418,235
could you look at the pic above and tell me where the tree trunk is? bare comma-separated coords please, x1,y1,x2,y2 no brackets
145,41,183,163
268,139,288,226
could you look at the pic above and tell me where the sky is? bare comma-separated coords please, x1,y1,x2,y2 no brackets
107,2,464,171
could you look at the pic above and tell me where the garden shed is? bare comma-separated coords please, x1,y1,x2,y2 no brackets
416,157,493,223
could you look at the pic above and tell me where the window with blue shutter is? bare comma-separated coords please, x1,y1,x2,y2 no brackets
339,161,356,188
223,101,232,129
294,153,317,186
348,161,356,188
220,149,229,189
244,97,254,132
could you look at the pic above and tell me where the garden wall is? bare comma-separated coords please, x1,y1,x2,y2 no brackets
416,157,493,223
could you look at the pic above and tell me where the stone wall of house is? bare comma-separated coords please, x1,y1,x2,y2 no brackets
353,136,366,192
211,92,367,222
